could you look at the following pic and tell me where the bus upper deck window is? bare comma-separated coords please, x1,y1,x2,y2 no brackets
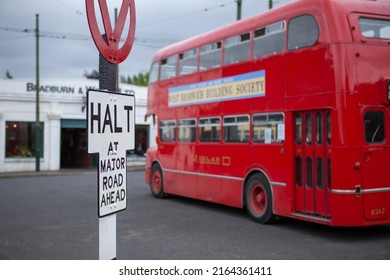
359,18,390,39
149,62,159,83
200,41,222,70
179,49,198,76
224,32,250,65
287,14,319,50
364,111,385,144
254,21,285,58
160,55,177,80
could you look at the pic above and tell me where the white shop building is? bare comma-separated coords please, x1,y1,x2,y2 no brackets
0,79,156,173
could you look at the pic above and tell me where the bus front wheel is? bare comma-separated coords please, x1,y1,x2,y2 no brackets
150,164,165,198
245,173,275,224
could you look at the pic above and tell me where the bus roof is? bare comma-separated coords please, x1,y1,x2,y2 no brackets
151,0,390,62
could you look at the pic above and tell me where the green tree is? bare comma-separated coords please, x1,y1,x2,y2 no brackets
122,72,149,86
84,70,99,79
135,72,149,86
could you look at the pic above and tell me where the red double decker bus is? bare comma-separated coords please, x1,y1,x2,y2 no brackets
145,0,390,226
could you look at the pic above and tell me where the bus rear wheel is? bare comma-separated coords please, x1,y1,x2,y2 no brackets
150,164,165,198
245,173,275,224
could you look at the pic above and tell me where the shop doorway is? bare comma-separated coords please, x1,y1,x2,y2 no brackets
132,125,149,157
61,128,92,168
60,119,93,169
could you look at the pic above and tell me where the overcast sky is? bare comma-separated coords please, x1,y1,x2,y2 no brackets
0,0,293,81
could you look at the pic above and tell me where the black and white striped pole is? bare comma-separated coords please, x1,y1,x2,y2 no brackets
86,0,136,260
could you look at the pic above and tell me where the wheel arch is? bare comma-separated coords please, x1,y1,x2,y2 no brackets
243,168,276,224
149,160,166,198
242,168,274,207
150,160,164,182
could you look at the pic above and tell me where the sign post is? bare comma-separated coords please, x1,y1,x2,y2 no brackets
85,0,136,260
87,90,135,259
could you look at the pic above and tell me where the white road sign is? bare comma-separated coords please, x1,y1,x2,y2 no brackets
87,89,135,217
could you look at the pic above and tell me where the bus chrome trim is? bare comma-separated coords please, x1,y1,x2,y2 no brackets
363,187,390,194
331,189,355,195
164,168,244,182
164,168,287,187
271,181,287,187
332,187,390,194
292,212,332,223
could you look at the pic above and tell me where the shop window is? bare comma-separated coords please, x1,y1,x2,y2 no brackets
5,121,44,158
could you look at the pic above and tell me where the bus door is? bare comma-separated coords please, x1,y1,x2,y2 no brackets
294,111,331,217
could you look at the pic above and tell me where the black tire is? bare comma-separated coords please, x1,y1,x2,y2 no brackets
244,173,275,224
150,164,165,198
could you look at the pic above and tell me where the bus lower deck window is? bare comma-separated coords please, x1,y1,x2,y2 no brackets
253,113,285,144
178,119,196,142
224,115,249,143
364,111,385,143
199,117,221,142
160,120,176,142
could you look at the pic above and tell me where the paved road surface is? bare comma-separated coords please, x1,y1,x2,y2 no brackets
0,171,389,260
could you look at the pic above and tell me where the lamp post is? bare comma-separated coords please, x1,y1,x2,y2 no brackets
236,0,242,21
35,14,40,172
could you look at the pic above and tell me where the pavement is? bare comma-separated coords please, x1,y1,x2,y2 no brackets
0,156,146,178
